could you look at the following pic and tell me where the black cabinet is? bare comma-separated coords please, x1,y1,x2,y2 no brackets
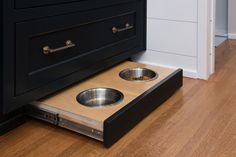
0,0,146,133
15,0,84,9
15,3,139,95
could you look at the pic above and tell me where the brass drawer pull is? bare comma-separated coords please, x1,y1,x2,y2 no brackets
112,23,134,33
43,40,76,55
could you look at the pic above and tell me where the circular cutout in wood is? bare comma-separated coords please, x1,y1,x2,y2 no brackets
119,68,158,82
77,88,124,108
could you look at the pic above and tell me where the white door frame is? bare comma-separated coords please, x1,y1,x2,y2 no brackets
197,0,215,80
210,0,216,74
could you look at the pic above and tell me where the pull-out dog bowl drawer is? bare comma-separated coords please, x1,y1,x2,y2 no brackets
27,61,183,147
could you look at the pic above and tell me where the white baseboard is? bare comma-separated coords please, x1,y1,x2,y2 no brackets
134,60,198,78
132,50,198,79
215,29,228,37
228,33,236,39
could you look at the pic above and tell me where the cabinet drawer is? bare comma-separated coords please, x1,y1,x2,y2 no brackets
15,0,84,9
27,61,183,147
15,2,142,95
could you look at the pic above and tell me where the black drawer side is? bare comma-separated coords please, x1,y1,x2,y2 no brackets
104,69,183,147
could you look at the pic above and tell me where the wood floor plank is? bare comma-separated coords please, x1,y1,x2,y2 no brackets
176,88,236,157
206,114,236,157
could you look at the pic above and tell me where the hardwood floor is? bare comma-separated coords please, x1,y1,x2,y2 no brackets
1,40,236,157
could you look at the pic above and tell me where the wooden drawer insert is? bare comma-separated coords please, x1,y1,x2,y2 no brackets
27,61,183,147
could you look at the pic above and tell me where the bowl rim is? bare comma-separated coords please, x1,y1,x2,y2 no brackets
76,87,124,108
119,67,158,82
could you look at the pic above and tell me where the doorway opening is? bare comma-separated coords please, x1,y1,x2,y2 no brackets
211,0,236,75
215,0,228,47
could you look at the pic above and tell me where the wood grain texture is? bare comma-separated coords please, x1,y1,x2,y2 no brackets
33,61,175,131
1,40,236,157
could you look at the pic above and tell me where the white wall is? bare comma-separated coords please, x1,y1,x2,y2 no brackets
132,0,211,79
228,0,236,39
133,0,199,78
215,0,228,36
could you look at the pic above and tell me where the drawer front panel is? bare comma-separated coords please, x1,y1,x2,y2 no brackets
15,0,84,9
29,13,135,73
15,2,142,95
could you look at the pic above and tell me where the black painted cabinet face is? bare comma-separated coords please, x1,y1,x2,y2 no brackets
15,0,84,9
1,0,146,114
15,3,139,95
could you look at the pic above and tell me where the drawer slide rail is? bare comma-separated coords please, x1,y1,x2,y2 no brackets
25,105,103,141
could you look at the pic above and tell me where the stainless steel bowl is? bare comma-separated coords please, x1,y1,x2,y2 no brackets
76,88,124,107
119,68,158,82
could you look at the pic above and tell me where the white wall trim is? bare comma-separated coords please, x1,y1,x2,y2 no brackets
132,50,197,78
134,60,198,79
136,0,212,80
210,0,216,75
215,31,228,37
228,33,236,39
197,0,212,80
